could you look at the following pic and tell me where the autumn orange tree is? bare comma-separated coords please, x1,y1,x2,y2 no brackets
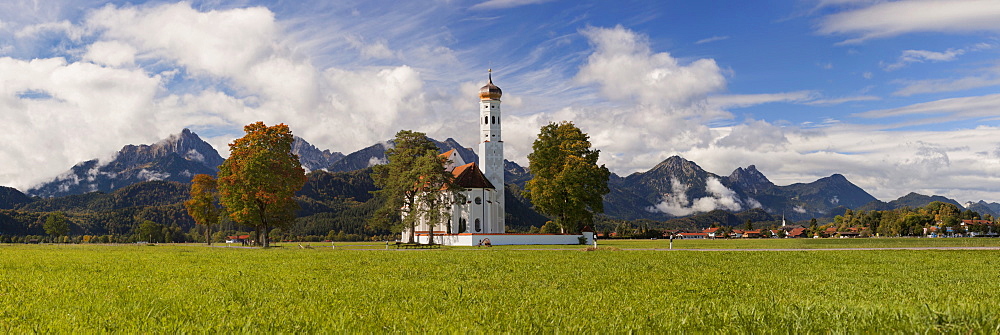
218,122,307,247
184,174,220,245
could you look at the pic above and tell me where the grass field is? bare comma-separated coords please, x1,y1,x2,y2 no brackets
2,240,999,332
293,236,1000,250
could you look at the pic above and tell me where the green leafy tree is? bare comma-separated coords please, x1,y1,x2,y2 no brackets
745,219,753,231
184,174,220,245
525,121,610,234
43,212,70,239
411,151,462,244
137,220,163,243
540,221,561,234
218,122,307,248
370,130,441,243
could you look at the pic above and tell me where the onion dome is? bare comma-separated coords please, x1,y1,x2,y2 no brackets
479,70,502,100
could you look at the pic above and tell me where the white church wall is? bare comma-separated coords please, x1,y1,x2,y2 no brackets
414,232,594,246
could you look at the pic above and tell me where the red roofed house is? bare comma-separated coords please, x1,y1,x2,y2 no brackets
226,234,251,245
786,227,807,238
702,227,721,238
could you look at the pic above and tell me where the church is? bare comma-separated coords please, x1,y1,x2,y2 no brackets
402,73,594,246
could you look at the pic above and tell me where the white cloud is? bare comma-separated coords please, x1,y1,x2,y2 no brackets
695,36,730,44
854,93,1000,120
470,0,555,10
577,25,727,108
675,122,1000,204
83,40,136,67
345,35,398,59
893,74,1000,96
708,91,817,109
882,48,965,71
818,0,1000,44
137,169,170,181
15,20,84,41
648,177,745,216
715,120,788,151
804,95,880,105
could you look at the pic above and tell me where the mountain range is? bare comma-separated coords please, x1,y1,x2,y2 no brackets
26,129,224,198
10,129,1000,226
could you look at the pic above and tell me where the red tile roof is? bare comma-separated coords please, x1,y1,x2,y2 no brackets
703,227,720,233
962,220,993,225
788,228,807,237
452,162,494,189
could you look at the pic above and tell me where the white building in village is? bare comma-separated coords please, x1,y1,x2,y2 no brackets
402,73,594,246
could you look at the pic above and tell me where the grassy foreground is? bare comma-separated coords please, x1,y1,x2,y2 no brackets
1,243,999,332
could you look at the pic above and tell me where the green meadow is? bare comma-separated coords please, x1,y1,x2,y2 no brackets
2,241,999,333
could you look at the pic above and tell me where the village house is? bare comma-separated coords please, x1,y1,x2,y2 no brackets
702,227,721,238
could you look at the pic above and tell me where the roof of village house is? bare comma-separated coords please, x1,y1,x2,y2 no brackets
452,162,494,189
678,233,707,236
962,219,993,225
703,227,720,233
788,227,807,236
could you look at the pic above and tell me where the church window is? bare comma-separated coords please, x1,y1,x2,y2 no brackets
475,219,481,232
475,197,482,205
484,116,488,124
459,218,467,233
491,116,495,124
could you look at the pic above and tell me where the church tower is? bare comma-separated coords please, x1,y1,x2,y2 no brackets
478,70,505,232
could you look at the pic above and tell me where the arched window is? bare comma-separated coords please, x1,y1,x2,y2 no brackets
491,116,495,124
459,218,467,233
475,219,481,232
484,116,488,124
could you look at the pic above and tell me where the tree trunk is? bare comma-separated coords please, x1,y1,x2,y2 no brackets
263,224,270,248
407,221,415,244
427,219,435,245
206,225,212,246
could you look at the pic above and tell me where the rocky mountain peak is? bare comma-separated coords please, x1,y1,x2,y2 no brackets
27,129,225,198
728,165,774,193
292,136,344,173
116,128,224,169
649,156,705,176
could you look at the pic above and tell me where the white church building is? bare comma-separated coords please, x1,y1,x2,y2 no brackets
402,73,594,246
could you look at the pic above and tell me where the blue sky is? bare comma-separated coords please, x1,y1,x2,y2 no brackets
2,0,1000,205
